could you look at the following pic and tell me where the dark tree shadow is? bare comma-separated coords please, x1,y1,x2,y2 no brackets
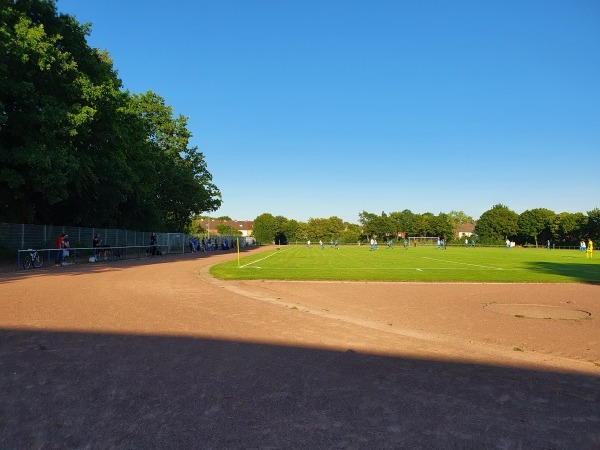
0,246,261,285
1,329,598,449
525,260,600,284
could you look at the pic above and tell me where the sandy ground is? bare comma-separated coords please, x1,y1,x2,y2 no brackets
0,246,599,449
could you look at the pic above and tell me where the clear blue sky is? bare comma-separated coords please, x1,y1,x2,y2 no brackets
57,0,599,223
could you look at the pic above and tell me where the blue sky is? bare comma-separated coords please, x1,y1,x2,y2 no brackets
56,0,599,223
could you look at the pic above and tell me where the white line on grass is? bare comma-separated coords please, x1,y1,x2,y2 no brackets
237,266,521,271
422,256,507,270
239,250,283,269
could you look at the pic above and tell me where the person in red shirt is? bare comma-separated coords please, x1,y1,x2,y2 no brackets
54,233,65,265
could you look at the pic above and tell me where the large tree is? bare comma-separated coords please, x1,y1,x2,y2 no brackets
585,208,600,241
431,213,455,241
411,213,435,237
0,0,221,230
517,208,555,246
358,211,393,239
252,213,278,244
475,204,519,244
0,0,107,222
305,216,344,241
549,212,587,244
340,222,361,244
389,209,414,240
126,91,221,230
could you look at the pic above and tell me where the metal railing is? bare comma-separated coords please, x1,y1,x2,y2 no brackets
16,244,169,270
2,222,254,270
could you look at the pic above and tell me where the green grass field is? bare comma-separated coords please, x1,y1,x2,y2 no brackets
210,244,600,283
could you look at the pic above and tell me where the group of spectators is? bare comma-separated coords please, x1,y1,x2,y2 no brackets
189,237,235,253
52,231,243,266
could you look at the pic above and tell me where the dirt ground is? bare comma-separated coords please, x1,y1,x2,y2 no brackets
0,246,599,449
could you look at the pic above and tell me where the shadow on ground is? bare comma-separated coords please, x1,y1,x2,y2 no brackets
0,247,254,284
525,261,600,284
1,330,598,449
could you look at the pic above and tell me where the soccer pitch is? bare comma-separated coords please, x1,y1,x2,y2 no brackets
209,245,600,283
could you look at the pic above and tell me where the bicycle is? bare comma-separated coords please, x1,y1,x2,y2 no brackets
22,249,44,269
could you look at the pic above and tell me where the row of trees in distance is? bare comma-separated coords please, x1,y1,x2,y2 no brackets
251,205,600,246
1,0,221,231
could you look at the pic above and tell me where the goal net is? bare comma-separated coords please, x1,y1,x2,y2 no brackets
408,236,440,247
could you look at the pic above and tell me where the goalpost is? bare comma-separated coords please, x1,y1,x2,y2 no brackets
408,236,440,247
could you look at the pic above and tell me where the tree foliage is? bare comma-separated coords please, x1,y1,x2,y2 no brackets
389,210,414,239
358,211,393,239
252,213,278,244
254,204,599,248
474,204,518,244
549,212,585,244
0,0,221,230
585,208,600,241
305,217,344,241
517,208,555,246
216,223,241,236
431,213,455,240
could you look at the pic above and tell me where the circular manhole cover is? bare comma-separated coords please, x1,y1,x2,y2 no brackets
485,303,591,320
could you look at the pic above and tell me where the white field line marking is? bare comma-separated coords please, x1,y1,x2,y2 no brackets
422,256,508,270
238,266,520,271
239,250,284,269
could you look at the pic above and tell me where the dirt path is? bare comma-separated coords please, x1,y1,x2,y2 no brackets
1,247,599,449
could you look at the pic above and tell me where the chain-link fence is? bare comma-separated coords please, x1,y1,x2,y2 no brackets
0,223,174,250
1,222,252,270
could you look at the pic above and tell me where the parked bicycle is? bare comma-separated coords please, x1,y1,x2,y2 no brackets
22,249,44,269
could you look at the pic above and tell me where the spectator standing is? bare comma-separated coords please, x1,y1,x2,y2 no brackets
149,233,158,256
62,234,70,265
92,234,101,261
55,233,65,265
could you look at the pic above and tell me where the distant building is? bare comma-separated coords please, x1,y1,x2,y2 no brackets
199,218,254,237
457,222,476,239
